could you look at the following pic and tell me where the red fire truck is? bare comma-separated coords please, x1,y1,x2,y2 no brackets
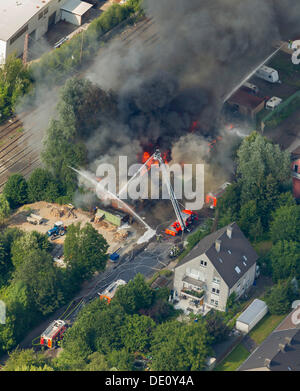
165,210,198,236
40,320,68,349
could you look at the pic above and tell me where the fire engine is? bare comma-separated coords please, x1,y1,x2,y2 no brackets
40,320,68,349
205,182,231,209
165,210,198,236
98,279,127,304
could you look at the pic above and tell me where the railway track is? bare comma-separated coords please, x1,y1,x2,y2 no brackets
0,112,43,191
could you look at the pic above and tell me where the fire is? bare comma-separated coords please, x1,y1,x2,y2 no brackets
141,150,170,170
208,136,223,150
189,120,199,133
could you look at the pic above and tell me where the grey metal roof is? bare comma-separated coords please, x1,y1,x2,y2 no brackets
239,328,300,371
236,299,267,326
176,222,258,288
239,307,300,371
61,0,93,16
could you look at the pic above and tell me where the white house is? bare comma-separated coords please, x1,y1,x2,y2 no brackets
173,222,259,314
0,0,93,65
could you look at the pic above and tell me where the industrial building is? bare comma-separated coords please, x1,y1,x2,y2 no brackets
0,0,93,65
227,89,266,120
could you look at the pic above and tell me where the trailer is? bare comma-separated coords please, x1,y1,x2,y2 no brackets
265,96,282,110
26,213,43,225
40,320,68,349
255,65,279,83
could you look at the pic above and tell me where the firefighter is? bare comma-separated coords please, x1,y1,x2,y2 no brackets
288,40,293,49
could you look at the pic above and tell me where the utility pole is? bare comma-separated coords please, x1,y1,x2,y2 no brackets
80,30,84,64
23,33,29,65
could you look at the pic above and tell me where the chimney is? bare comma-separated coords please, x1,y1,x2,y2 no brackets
227,225,233,239
285,337,293,346
264,358,272,369
215,240,221,252
279,343,286,353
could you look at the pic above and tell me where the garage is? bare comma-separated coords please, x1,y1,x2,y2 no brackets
61,0,93,26
236,299,268,334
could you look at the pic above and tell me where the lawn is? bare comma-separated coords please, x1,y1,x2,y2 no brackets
214,344,249,371
249,313,286,345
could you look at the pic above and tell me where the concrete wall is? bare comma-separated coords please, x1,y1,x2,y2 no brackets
61,10,82,26
0,40,6,65
3,0,69,63
229,263,256,299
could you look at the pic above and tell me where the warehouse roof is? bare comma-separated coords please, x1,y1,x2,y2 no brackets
176,222,258,288
228,89,265,110
0,0,53,42
236,299,267,326
61,0,93,16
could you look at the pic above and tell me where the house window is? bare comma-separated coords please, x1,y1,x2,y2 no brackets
200,260,207,267
43,7,49,15
213,277,220,284
243,255,247,261
215,301,219,307
211,299,215,305
228,250,232,254
219,258,223,263
38,12,43,19
212,288,220,295
295,165,298,173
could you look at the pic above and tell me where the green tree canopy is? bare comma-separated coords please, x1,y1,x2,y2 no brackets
150,320,212,371
265,279,296,315
3,174,28,209
0,194,11,223
114,273,154,314
270,240,300,282
270,205,300,243
236,132,290,204
27,168,61,203
64,222,108,283
120,314,155,352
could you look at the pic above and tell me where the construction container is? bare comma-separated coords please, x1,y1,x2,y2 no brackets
236,299,268,334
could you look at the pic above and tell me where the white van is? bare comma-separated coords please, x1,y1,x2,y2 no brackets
265,96,282,110
255,65,279,83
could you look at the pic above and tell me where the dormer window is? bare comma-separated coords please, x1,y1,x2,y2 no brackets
228,250,232,254
243,255,247,261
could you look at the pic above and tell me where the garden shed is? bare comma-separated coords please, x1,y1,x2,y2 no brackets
236,299,268,334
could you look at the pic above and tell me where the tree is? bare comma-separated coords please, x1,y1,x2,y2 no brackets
236,132,290,204
0,237,10,286
120,314,155,352
64,223,108,283
150,320,212,371
3,348,53,371
270,240,300,282
84,352,110,371
11,231,52,269
27,168,60,203
265,280,296,315
3,174,28,209
13,249,65,315
270,205,300,243
114,273,154,314
205,310,231,344
0,54,32,123
107,348,135,371
238,200,260,239
0,194,11,224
